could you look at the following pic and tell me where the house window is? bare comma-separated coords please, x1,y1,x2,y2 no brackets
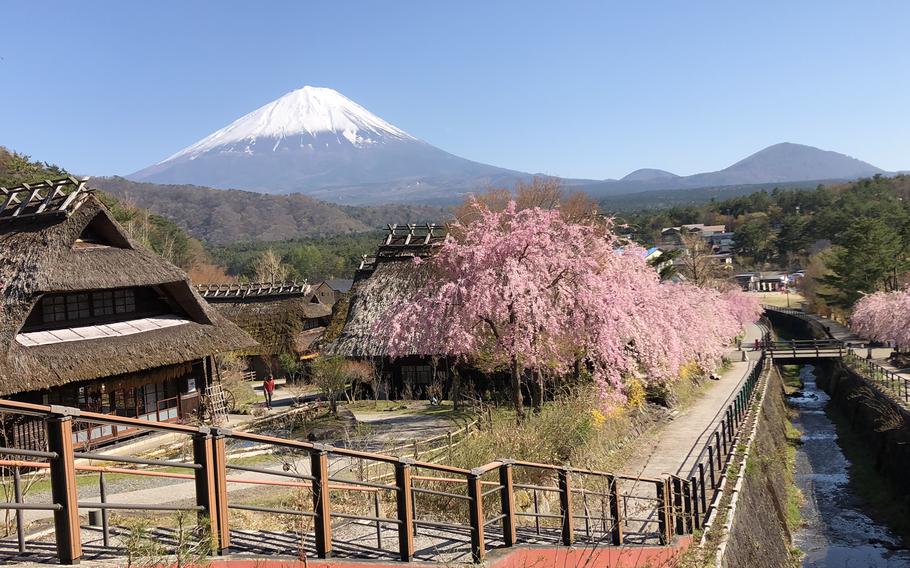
302,319,321,330
114,289,135,314
402,365,433,385
66,294,91,321
92,291,115,316
42,296,67,323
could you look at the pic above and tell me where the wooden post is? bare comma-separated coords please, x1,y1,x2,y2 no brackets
656,480,671,545
395,460,415,561
310,446,332,558
47,414,82,565
557,468,574,546
466,471,486,563
193,430,219,553
499,462,517,547
210,432,231,554
13,467,25,553
608,475,623,546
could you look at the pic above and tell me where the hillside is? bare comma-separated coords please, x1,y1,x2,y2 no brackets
0,147,207,272
92,176,449,245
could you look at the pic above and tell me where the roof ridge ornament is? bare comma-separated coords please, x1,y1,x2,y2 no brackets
0,177,92,222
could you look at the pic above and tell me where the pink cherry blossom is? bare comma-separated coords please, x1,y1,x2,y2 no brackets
851,289,910,349
376,200,758,412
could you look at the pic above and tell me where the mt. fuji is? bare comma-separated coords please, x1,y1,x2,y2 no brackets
130,86,527,204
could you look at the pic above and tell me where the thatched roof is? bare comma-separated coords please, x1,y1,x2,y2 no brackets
324,224,447,358
197,281,310,300
208,295,332,356
0,180,256,396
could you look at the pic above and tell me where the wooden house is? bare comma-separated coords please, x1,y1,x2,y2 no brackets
0,178,256,449
197,281,333,379
323,224,454,398
311,278,353,305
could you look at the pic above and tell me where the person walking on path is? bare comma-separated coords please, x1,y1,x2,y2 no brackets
263,375,276,410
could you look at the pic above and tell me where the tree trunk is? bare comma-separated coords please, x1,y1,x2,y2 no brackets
511,356,524,422
450,367,462,411
533,369,544,411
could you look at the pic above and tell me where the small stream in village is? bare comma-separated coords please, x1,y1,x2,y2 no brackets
788,364,910,567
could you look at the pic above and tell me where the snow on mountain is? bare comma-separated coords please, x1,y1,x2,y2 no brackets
162,86,416,163
131,86,526,203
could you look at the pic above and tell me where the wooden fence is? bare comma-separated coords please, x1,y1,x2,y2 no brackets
0,398,705,565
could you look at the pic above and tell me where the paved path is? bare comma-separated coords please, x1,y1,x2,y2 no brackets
621,321,767,480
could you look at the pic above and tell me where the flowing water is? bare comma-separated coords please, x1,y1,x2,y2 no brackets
789,364,910,567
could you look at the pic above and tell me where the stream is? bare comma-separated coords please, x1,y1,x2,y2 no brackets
789,364,910,567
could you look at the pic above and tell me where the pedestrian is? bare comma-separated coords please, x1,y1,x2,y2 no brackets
263,375,276,410
754,338,760,351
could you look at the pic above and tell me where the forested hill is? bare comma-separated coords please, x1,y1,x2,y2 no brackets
621,174,910,310
1,147,207,272
92,177,450,245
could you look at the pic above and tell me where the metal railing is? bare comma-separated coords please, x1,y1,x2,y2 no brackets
843,351,910,406
0,398,699,564
684,352,768,528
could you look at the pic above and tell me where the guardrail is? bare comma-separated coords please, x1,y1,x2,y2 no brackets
843,351,910,406
0,398,699,564
685,352,768,528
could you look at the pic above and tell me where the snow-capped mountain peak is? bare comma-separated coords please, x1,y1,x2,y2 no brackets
161,86,416,163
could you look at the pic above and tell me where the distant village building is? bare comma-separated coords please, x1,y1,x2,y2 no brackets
660,224,728,244
0,178,255,449
734,271,788,291
311,278,354,305
197,281,333,379
324,224,451,399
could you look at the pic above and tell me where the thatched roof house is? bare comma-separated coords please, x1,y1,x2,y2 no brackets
0,177,254,446
198,281,333,379
325,224,447,358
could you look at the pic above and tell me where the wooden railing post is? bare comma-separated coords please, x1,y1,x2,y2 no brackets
47,412,82,565
467,469,486,563
310,445,333,558
395,459,415,561
656,479,671,545
557,467,574,546
498,461,517,547
210,430,231,554
192,428,220,553
607,475,623,546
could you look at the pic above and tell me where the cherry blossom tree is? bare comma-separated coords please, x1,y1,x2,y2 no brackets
851,289,910,350
379,200,757,418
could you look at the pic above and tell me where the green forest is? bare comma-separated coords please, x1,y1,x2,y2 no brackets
209,232,383,283
618,174,910,312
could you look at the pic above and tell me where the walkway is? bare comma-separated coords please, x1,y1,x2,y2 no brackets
621,321,766,480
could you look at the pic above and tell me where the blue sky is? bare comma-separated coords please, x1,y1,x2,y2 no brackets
2,1,908,179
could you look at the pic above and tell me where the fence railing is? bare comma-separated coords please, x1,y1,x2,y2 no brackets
843,351,910,406
0,398,701,564
685,352,768,528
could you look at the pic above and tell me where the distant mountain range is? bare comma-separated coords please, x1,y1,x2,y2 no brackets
129,86,894,205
